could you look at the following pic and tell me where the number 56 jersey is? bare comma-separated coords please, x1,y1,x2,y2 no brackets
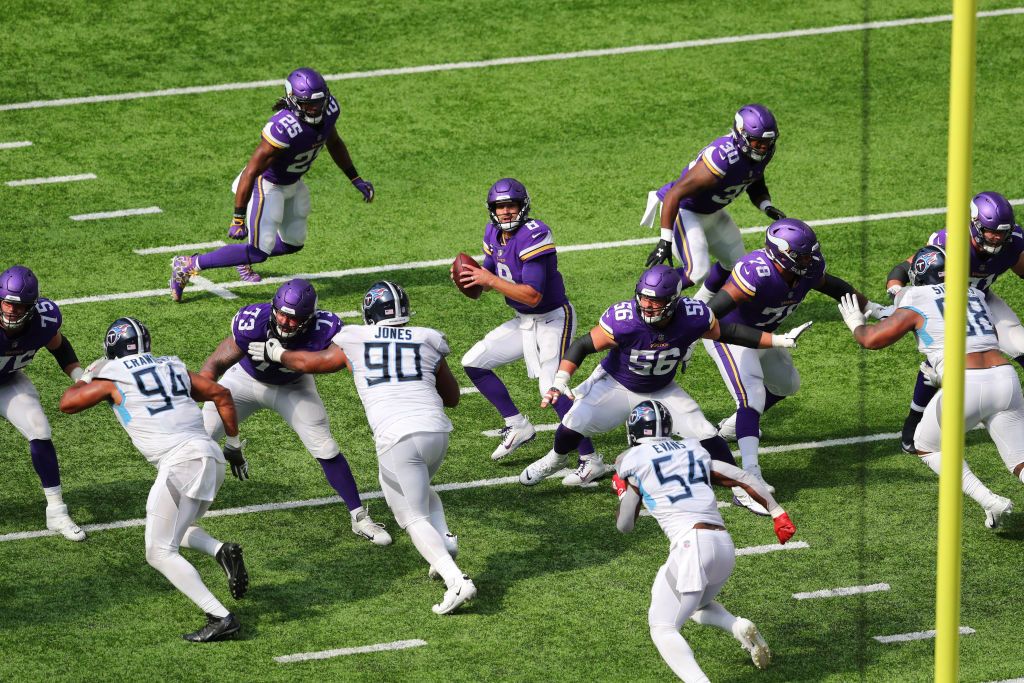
94,354,214,466
332,325,454,455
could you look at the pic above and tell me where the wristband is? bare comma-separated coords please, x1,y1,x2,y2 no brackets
758,199,773,212
70,367,85,382
225,434,242,449
659,227,673,242
233,207,246,218
768,505,785,518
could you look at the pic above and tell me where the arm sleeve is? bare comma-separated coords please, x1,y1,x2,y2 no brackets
616,486,642,533
746,177,769,203
717,322,763,348
47,336,80,369
563,332,598,367
708,289,738,319
520,257,548,293
712,460,781,513
888,260,911,285
815,273,858,301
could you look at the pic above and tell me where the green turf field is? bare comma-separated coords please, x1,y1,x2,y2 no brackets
2,1,1023,680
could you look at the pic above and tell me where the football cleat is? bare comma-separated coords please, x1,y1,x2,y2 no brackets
215,542,249,600
428,533,459,580
519,451,568,486
733,617,771,669
491,419,536,461
716,413,761,442
432,575,477,615
236,265,262,283
45,504,86,542
900,441,916,455
984,496,1013,529
182,612,241,643
352,508,393,546
170,255,199,303
562,455,610,487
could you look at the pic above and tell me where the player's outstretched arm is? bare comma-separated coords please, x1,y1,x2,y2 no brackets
885,259,913,299
838,293,921,350
711,461,796,543
435,358,460,408
189,372,239,438
253,341,349,374
707,280,747,319
541,327,616,407
200,336,245,380
45,331,84,381
59,379,118,414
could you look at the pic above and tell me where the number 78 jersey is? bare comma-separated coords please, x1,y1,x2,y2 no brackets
898,284,998,378
721,248,826,331
331,325,453,455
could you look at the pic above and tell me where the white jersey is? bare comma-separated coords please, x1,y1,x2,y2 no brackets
95,354,217,466
332,325,453,454
898,284,998,378
616,437,724,544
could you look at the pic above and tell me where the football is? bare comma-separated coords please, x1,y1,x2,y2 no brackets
452,252,483,299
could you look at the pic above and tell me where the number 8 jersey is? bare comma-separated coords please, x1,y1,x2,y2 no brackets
898,284,998,378
332,325,454,455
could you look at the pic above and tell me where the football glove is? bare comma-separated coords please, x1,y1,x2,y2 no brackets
764,205,786,221
770,320,813,348
248,338,285,364
541,369,574,408
771,509,796,544
228,213,247,240
865,300,891,320
611,472,628,499
80,358,109,383
886,284,903,300
838,293,866,333
645,239,674,268
351,176,375,203
222,441,249,481
920,361,942,388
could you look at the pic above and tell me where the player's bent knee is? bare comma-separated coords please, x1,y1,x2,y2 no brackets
245,244,271,263
311,440,341,461
461,344,494,369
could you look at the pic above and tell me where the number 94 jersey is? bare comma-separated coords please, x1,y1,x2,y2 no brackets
332,325,454,455
617,437,724,544
94,354,212,466
898,284,998,378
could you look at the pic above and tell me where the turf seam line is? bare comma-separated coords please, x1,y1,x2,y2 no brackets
0,140,33,149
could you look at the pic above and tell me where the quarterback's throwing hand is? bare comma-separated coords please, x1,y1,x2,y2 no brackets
541,370,574,408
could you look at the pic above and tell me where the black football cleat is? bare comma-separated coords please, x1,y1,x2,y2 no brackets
183,612,241,643
216,543,249,600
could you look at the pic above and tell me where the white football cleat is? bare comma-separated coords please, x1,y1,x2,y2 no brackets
46,504,86,542
562,455,610,487
984,496,1013,529
428,533,459,580
491,419,536,461
432,575,477,615
351,508,393,546
733,617,771,669
519,451,568,486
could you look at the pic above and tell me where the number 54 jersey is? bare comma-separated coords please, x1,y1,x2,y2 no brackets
332,325,453,455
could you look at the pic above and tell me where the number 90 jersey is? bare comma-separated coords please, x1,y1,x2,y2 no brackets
598,298,715,392
898,284,998,379
721,248,826,331
656,134,774,215
331,325,454,455
617,437,724,544
232,303,342,385
94,354,212,466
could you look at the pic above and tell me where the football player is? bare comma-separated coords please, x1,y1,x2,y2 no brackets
522,264,812,488
453,178,598,474
248,281,475,615
839,245,1019,528
642,104,786,295
59,318,250,642
885,191,1024,452
170,67,374,300
614,400,796,680
198,278,390,545
701,219,883,512
0,265,86,541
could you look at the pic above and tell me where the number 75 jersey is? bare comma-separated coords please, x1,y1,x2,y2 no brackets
332,325,453,455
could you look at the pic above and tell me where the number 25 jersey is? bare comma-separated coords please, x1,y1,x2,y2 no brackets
332,325,453,455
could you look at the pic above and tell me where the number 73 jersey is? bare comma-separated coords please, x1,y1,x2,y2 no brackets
898,284,998,378
332,325,453,455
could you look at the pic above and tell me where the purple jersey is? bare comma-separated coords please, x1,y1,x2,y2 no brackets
259,95,341,186
656,134,773,215
0,297,61,383
231,303,342,385
481,218,569,314
721,249,826,331
927,228,1024,292
597,298,714,392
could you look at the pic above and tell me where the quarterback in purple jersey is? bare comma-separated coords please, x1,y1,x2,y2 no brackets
701,219,879,509
884,191,1024,452
198,279,390,545
643,104,786,293
171,67,374,301
454,178,599,481
519,265,812,488
0,265,86,541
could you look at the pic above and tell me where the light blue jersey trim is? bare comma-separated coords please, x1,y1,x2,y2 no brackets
638,480,657,510
113,385,132,424
904,305,934,347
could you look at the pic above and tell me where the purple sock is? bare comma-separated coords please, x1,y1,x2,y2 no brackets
1014,355,1024,371
271,235,303,256
196,243,269,270
911,371,938,410
672,267,695,290
704,262,730,292
553,425,584,456
700,436,737,466
735,406,761,439
30,439,61,489
763,391,785,414
553,398,595,455
318,453,362,511
464,366,519,418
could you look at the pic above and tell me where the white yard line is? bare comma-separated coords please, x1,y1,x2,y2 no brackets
5,173,96,187
0,140,33,149
793,583,890,600
483,423,557,438
984,678,1024,683
275,639,427,664
2,9,1023,112
190,275,238,300
873,626,974,644
735,540,809,556
133,241,226,255
460,387,480,395
70,206,162,221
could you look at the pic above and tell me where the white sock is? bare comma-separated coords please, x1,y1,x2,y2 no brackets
349,505,365,521
407,518,462,586
181,526,222,558
738,436,760,472
919,453,996,507
43,486,65,507
649,626,710,682
147,549,228,617
690,601,738,633
693,284,715,303
505,413,527,427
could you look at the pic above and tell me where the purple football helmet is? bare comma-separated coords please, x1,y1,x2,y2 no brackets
731,104,779,162
970,191,1017,255
487,178,531,231
908,245,946,286
285,67,330,125
764,219,820,276
272,278,318,339
0,265,40,333
634,265,682,324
